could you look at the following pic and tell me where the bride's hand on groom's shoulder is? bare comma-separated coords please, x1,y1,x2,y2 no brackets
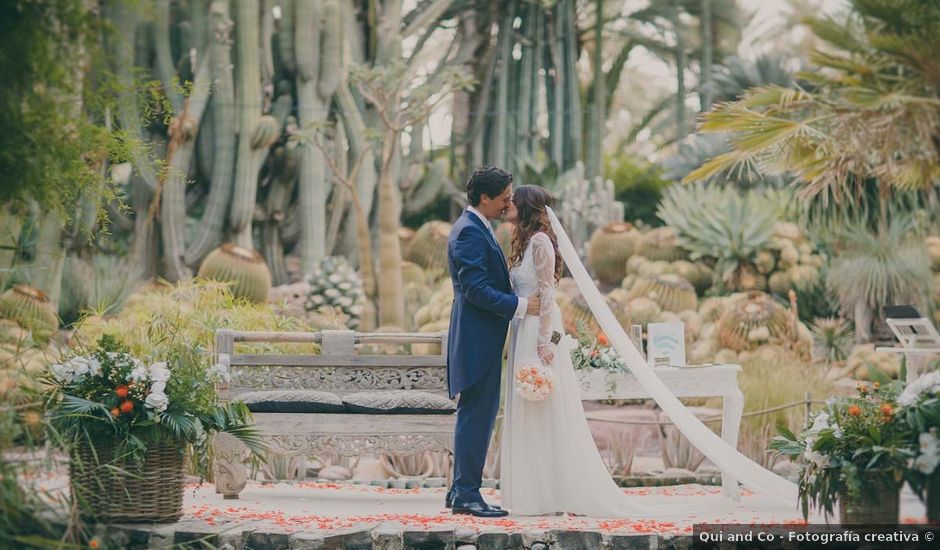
526,294,541,316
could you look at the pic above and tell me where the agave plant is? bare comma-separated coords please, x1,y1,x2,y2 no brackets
810,317,854,365
826,219,933,342
657,182,778,289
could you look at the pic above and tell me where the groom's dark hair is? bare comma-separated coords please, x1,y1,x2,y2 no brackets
466,165,512,206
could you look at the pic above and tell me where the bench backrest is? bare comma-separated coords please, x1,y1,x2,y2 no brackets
214,329,449,399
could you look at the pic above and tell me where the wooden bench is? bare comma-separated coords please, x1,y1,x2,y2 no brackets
211,329,454,499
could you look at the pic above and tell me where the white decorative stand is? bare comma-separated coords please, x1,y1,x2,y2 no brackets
875,317,940,380
578,364,744,499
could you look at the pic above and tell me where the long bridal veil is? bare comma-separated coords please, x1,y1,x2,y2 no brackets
546,206,798,505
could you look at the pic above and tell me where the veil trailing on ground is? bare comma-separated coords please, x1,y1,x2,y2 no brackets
546,207,798,505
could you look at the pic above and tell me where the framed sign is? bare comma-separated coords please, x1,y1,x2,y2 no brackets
647,322,686,367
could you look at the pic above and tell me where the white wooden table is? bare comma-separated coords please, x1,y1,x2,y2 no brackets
578,364,744,499
876,317,940,379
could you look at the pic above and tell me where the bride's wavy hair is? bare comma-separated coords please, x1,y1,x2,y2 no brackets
508,185,563,283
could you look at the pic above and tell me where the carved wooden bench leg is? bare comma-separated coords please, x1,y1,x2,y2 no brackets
212,432,250,499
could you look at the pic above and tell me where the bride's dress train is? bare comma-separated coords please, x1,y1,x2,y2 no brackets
498,207,799,519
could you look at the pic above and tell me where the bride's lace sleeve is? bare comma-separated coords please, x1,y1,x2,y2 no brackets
532,232,557,363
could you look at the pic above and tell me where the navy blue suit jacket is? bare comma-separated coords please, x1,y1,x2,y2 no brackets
446,210,518,398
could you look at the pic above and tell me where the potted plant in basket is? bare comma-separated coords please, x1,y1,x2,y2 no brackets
44,332,263,523
769,375,914,523
897,367,940,523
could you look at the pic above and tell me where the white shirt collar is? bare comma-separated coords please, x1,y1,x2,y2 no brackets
466,206,494,232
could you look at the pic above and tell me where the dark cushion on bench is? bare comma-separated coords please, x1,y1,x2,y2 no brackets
342,390,456,415
239,390,346,413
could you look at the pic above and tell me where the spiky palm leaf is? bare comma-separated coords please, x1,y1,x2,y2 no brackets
701,54,797,104
687,1,940,200
657,183,778,284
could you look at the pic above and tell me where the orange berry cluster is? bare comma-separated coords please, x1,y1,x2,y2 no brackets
110,385,134,417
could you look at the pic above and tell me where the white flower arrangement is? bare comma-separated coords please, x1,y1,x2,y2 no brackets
898,371,940,407
911,428,940,475
513,362,556,402
49,355,103,385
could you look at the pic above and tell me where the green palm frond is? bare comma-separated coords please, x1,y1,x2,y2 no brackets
686,1,940,202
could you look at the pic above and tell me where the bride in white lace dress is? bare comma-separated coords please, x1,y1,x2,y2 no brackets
499,185,645,517
497,185,800,518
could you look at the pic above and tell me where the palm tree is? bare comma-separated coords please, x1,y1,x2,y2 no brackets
826,217,933,342
664,55,796,188
686,0,940,209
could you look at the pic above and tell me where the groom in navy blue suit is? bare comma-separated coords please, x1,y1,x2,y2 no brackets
445,166,540,517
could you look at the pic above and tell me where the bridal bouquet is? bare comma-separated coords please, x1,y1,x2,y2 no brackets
514,363,556,402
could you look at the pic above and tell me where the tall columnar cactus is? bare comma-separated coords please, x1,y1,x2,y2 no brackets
230,0,274,249
160,4,213,281
557,163,625,250
197,244,273,303
627,274,698,313
587,222,640,286
294,0,342,274
716,291,794,352
0,285,59,345
184,1,235,268
404,221,452,274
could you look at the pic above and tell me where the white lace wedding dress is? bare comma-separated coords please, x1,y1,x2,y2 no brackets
498,209,801,520
501,232,648,517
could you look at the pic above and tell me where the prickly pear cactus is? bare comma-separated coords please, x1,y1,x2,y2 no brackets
304,256,366,329
587,222,640,286
197,244,273,303
0,285,59,344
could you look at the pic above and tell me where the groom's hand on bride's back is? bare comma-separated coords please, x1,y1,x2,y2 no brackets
526,294,541,316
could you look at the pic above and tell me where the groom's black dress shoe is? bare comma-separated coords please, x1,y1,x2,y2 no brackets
446,489,501,510
451,499,509,518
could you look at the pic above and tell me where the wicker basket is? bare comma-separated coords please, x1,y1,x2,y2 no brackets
927,469,940,524
838,469,902,524
69,440,185,523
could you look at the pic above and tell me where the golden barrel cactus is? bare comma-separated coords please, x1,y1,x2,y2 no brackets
0,285,59,344
404,221,452,273
627,274,697,313
716,291,794,352
637,227,685,262
197,244,273,303
401,261,427,287
626,297,662,326
587,222,640,286
398,226,416,251
494,222,514,259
